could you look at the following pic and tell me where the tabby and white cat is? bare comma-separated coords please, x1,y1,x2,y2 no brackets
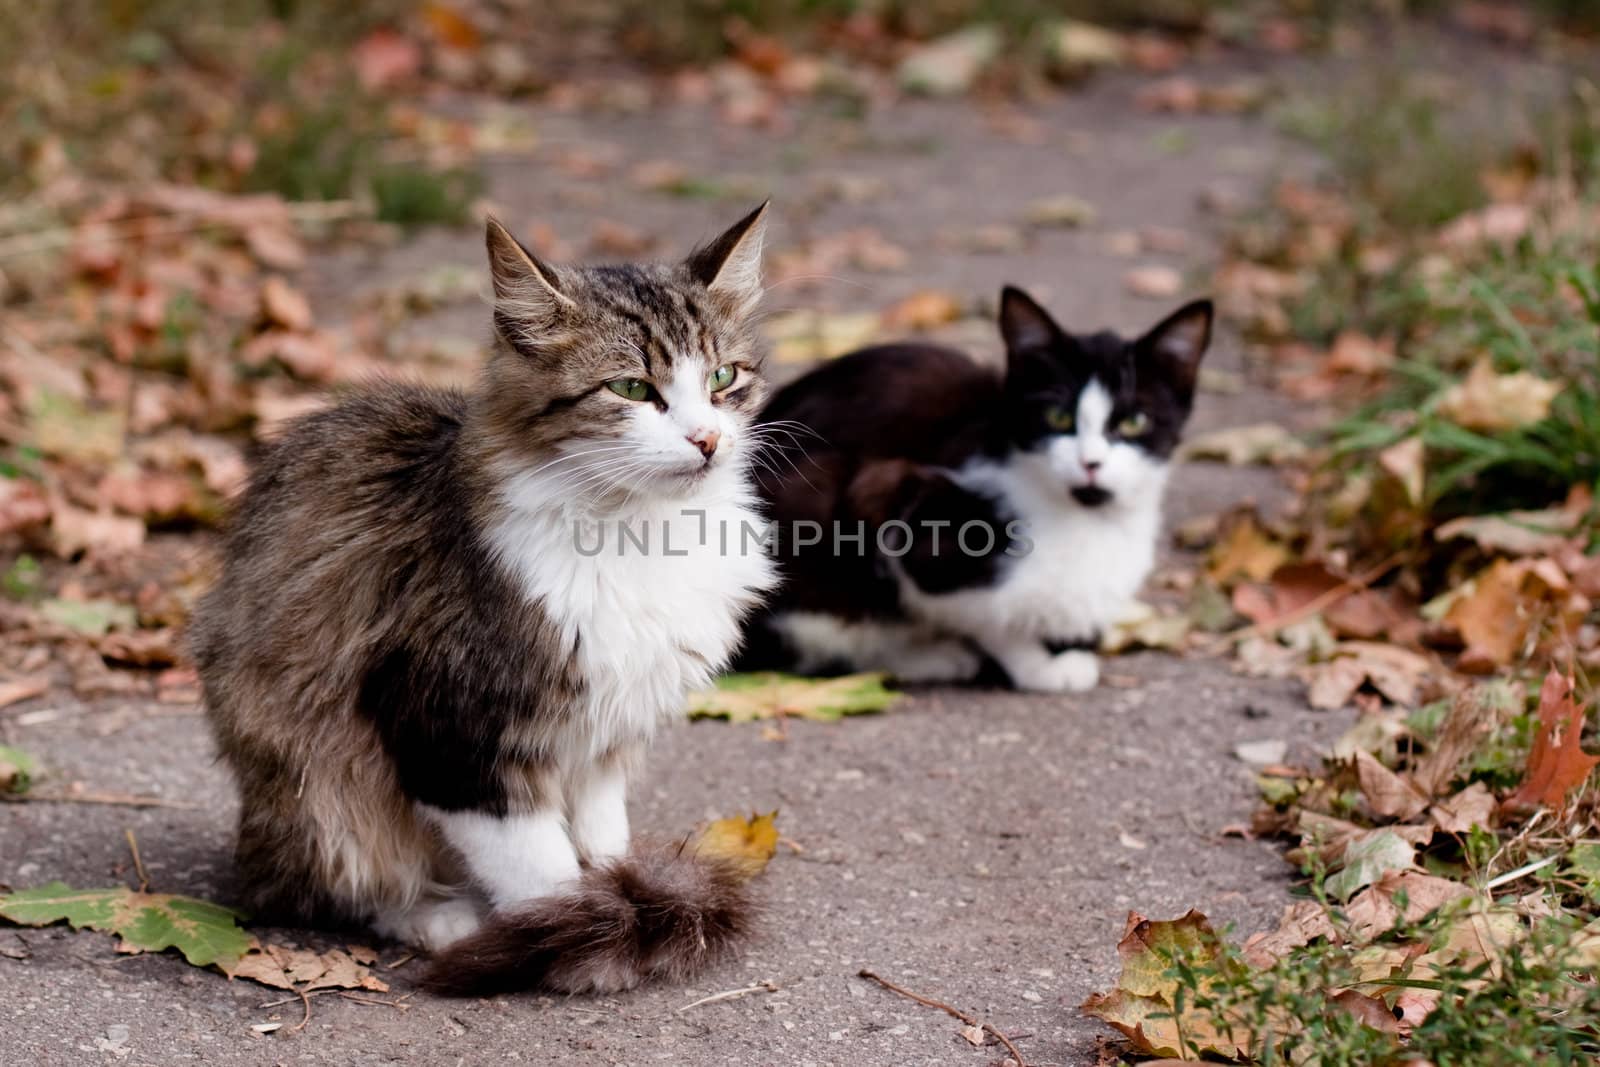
191,205,777,994
741,286,1212,692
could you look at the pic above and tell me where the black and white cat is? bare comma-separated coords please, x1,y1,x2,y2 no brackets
741,286,1212,692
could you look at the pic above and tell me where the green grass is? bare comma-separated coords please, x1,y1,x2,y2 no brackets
1252,62,1600,541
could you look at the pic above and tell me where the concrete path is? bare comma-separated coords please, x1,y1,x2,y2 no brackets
2,57,1346,1066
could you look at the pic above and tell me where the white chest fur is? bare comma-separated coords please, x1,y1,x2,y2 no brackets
897,460,1164,643
486,466,775,760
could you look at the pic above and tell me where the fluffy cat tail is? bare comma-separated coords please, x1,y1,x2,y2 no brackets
420,844,755,996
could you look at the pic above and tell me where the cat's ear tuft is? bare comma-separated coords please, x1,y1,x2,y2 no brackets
686,201,768,310
998,285,1063,354
485,216,574,314
1138,298,1213,392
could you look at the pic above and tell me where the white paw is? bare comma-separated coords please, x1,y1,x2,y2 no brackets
1014,649,1099,693
886,642,983,684
374,897,483,952
572,817,630,867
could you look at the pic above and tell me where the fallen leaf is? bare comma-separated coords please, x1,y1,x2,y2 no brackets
0,478,51,536
763,309,882,364
688,672,900,722
1377,436,1424,507
1080,911,1252,1060
1043,20,1126,82
1024,194,1098,228
1435,507,1579,557
27,391,124,463
1123,265,1183,299
98,628,181,667
0,883,251,968
1182,423,1306,466
260,276,312,332
1241,899,1335,967
1353,750,1429,821
1343,870,1473,942
0,676,50,710
1503,670,1598,815
1206,511,1291,587
224,940,390,993
352,28,422,91
896,25,1001,96
1102,600,1190,653
1443,558,1584,670
1325,829,1418,902
0,744,37,794
1428,782,1495,834
1436,359,1560,433
694,811,779,880
1437,202,1531,249
1329,989,1403,1036
49,502,147,558
38,597,137,637
1412,685,1513,796
1306,642,1431,710
880,290,963,332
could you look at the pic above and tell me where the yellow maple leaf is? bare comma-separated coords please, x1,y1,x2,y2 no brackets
694,811,780,881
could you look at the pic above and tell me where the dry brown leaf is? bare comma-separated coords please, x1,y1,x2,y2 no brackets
260,276,313,332
1329,989,1402,1036
1344,871,1473,942
1412,686,1510,796
224,940,390,993
1123,265,1183,299
0,478,51,536
1207,511,1291,588
1436,358,1560,433
49,501,146,558
352,28,422,91
1502,670,1598,815
1377,436,1424,507
880,290,963,331
1241,899,1335,967
1428,781,1495,834
0,676,50,710
1306,643,1431,710
1443,558,1586,670
1353,750,1429,820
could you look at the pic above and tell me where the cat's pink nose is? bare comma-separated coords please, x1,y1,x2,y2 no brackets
688,428,720,458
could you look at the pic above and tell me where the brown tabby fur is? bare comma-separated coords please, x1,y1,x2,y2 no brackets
189,205,771,991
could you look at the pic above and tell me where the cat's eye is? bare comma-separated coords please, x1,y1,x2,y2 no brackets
1045,407,1075,432
709,364,737,392
607,378,651,402
1117,412,1151,437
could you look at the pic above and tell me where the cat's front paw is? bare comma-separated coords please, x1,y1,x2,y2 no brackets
1014,649,1099,693
375,896,484,952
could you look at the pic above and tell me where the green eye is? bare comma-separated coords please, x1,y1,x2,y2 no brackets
1117,412,1151,437
709,364,737,392
1045,407,1075,432
607,378,651,402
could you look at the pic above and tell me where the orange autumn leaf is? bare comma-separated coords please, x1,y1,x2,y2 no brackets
1503,670,1598,815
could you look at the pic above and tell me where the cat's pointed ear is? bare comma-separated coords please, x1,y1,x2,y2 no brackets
686,201,768,310
998,285,1063,355
1137,298,1213,394
485,216,575,314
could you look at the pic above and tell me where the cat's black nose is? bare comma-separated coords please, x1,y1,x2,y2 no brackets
688,429,720,458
